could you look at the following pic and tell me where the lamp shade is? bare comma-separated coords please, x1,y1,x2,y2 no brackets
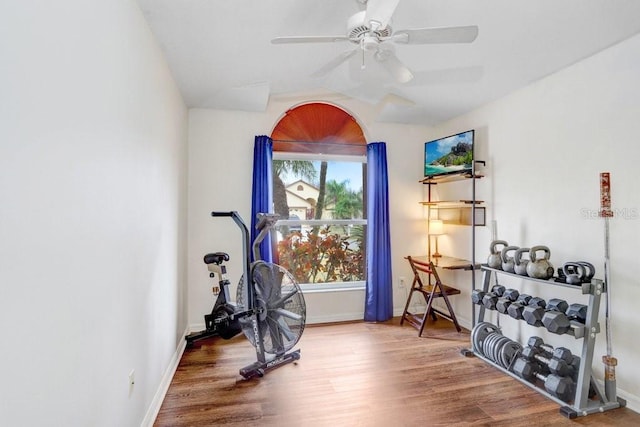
429,219,444,236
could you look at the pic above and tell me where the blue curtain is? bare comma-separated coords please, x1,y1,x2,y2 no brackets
250,135,273,262
364,142,393,322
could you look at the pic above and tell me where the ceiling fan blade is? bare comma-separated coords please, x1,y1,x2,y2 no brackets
311,48,358,78
393,25,479,44
271,35,349,44
374,47,414,83
364,0,400,30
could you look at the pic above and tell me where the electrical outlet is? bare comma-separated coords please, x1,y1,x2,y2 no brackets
128,369,135,386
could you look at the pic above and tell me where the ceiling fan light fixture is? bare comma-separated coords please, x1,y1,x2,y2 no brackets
362,35,379,51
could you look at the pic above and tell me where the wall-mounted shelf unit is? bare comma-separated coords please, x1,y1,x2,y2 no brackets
419,172,484,185
419,200,486,226
420,160,485,292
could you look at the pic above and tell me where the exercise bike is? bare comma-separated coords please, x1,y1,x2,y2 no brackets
185,211,306,379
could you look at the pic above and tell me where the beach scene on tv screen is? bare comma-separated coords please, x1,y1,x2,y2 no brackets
425,130,473,176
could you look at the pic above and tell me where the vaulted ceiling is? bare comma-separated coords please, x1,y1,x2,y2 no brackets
136,0,640,125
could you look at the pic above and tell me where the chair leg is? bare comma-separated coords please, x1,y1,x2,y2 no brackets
440,291,462,332
418,291,438,337
417,287,437,321
400,287,416,325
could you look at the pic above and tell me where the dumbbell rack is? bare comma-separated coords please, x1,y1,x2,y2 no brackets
471,265,625,418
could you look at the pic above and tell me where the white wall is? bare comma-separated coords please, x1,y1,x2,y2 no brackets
187,100,432,327
0,1,188,426
431,34,640,410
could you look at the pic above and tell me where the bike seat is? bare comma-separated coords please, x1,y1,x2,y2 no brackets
203,252,229,265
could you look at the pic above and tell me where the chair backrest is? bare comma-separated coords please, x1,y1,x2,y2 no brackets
406,256,442,288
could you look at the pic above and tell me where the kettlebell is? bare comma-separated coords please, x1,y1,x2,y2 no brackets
500,246,519,273
526,246,555,279
562,262,586,285
488,240,508,269
577,261,596,282
513,247,531,276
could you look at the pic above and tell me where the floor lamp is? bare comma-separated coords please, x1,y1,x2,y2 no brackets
429,219,445,258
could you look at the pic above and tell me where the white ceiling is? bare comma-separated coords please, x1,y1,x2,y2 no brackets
136,0,640,125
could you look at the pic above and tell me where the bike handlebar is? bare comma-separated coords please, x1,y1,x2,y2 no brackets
210,211,252,308
211,211,235,217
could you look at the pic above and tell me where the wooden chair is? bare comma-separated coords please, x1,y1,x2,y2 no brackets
400,256,462,336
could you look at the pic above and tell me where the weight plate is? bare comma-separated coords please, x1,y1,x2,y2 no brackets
483,333,497,361
482,330,503,363
493,336,510,365
472,322,499,355
500,340,523,370
492,335,508,364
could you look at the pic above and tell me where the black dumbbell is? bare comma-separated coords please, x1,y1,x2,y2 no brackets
527,336,552,353
482,292,499,310
492,285,505,296
512,357,575,402
496,289,519,314
569,355,581,382
471,289,486,305
567,304,588,321
473,285,505,309
507,294,532,320
504,288,519,301
521,345,575,377
566,356,597,398
521,297,547,326
542,303,588,335
528,336,580,378
523,298,569,327
484,285,508,309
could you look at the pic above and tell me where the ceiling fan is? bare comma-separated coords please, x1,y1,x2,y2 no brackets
271,0,479,83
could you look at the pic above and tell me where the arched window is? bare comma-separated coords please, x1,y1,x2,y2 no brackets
272,102,366,154
271,102,367,289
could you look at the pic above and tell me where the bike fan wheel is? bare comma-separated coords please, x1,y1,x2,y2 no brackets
236,261,306,354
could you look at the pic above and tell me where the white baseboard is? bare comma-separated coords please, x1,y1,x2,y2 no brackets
620,389,640,413
188,322,206,333
306,312,363,324
397,302,473,331
594,380,640,414
141,326,188,427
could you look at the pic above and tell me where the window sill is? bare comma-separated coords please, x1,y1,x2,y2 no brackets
301,282,366,293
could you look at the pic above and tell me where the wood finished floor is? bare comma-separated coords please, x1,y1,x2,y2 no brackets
154,318,639,426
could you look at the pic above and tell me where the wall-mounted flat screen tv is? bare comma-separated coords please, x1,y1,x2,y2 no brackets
424,129,474,178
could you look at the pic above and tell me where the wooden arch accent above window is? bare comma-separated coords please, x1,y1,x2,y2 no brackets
271,103,366,156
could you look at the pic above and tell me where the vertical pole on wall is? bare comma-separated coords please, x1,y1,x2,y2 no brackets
427,183,433,259
599,172,617,402
470,160,485,327
471,163,477,325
